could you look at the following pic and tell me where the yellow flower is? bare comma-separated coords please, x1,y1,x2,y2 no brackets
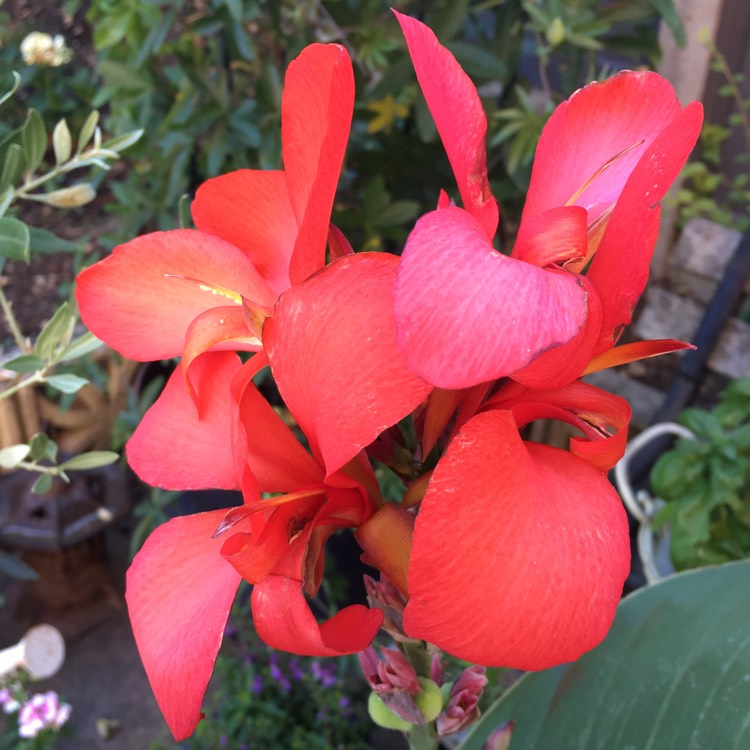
366,95,409,134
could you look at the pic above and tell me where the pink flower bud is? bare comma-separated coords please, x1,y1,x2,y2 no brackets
483,721,515,750
436,665,488,735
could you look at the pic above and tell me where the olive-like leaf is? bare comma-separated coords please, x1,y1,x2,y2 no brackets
21,109,47,175
0,443,30,469
58,451,119,471
0,216,30,262
35,302,75,361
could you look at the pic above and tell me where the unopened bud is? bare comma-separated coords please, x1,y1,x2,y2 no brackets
368,692,413,731
414,677,443,722
483,721,515,750
546,17,566,47
35,184,96,208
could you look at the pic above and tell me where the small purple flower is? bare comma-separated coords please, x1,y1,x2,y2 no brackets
219,735,228,747
320,668,337,688
339,696,350,708
17,691,71,739
251,673,264,694
289,658,305,681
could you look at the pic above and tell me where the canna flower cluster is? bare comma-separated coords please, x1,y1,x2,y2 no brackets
75,12,702,741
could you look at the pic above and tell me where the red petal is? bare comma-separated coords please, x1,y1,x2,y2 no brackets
127,352,245,490
512,206,588,267
76,230,275,361
126,510,242,740
588,101,703,351
394,207,588,389
265,252,432,474
395,11,498,241
192,170,296,296
283,44,354,284
490,380,631,471
236,380,324,492
252,575,382,656
404,410,630,669
523,71,688,219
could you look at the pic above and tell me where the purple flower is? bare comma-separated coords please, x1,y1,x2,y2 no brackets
219,735,228,747
289,658,305,681
17,691,71,739
0,687,20,715
251,674,264,694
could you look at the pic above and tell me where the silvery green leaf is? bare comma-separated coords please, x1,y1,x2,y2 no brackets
0,187,13,219
31,473,53,494
59,331,103,363
52,119,72,164
28,432,50,461
2,354,45,372
0,143,25,194
59,451,119,471
46,373,88,394
77,111,99,155
0,71,21,108
21,109,46,175
0,216,30,262
35,302,75,360
101,128,143,153
0,443,30,469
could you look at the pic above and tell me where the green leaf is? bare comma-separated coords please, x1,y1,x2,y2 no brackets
58,451,119,471
0,216,30,262
461,560,750,750
31,473,53,494
28,225,83,254
2,354,45,372
0,443,30,469
59,331,102,363
46,373,89,394
649,0,686,46
28,432,50,461
0,142,25,194
0,186,14,219
447,42,506,81
0,548,38,580
0,71,21,108
35,302,75,361
21,109,47,175
77,111,100,155
101,128,144,153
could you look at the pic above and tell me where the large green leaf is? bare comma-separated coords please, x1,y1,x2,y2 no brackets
461,560,750,750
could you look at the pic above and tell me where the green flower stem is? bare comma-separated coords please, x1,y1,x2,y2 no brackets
407,723,439,750
0,284,29,352
0,372,46,400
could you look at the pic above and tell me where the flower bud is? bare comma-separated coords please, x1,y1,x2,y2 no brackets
483,721,515,750
436,665,488,736
35,184,96,208
414,677,443,722
546,17,566,47
368,692,412,731
20,32,72,67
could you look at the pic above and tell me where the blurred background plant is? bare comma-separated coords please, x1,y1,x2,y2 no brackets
650,377,750,570
672,37,750,232
149,594,374,750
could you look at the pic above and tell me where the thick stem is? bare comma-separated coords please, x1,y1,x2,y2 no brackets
408,723,439,750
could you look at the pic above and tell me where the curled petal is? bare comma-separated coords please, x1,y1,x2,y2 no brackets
126,352,246,490
126,510,242,740
395,11,498,241
76,230,274,361
266,252,432,475
251,575,383,656
490,380,631,471
583,338,694,375
404,410,630,669
394,207,588,389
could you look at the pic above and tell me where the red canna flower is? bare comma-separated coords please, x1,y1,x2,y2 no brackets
392,11,703,391
124,352,383,740
76,41,354,395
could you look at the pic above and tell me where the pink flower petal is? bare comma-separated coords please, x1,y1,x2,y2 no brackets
126,510,242,740
394,207,588,389
404,410,630,669
76,230,275,361
265,252,432,475
127,352,245,490
395,11,498,241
